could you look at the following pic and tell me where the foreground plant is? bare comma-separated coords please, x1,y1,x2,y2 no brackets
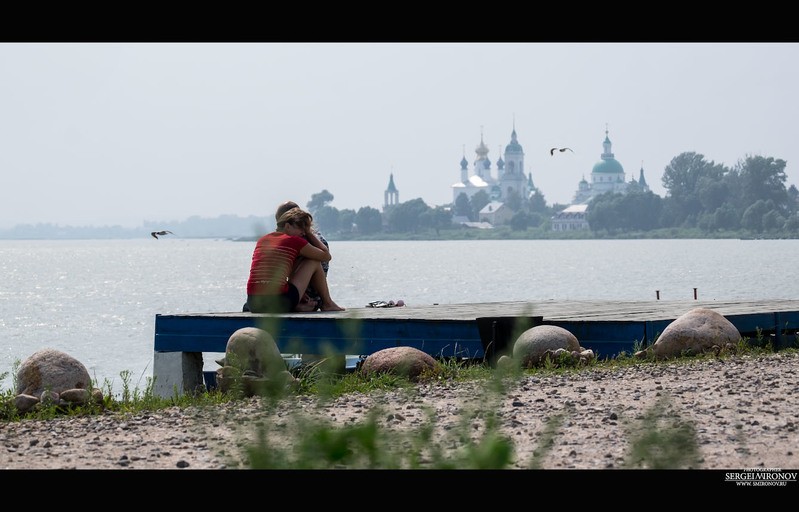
242,369,521,469
623,395,701,469
237,361,707,469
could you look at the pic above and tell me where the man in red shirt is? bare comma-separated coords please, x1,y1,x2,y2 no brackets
245,207,345,313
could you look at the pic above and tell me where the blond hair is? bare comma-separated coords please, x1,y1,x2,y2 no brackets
276,207,312,230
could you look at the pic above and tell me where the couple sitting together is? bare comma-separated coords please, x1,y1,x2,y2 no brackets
243,201,345,314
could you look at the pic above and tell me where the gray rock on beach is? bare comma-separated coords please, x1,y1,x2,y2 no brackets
360,346,438,381
215,327,297,396
12,348,102,414
215,327,285,376
512,325,583,367
17,348,92,397
641,307,741,360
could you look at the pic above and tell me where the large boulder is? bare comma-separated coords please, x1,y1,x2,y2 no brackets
359,347,438,381
215,327,295,395
16,348,92,397
216,327,285,375
647,308,741,360
512,325,583,368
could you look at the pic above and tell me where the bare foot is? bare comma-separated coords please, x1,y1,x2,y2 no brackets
293,298,319,312
320,301,345,312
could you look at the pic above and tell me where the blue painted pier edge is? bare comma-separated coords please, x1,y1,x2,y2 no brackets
152,299,799,397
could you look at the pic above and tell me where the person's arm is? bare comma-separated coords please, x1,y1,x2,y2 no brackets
316,230,329,249
299,231,331,262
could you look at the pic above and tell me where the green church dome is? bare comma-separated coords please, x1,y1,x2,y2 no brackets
592,158,624,175
593,130,624,175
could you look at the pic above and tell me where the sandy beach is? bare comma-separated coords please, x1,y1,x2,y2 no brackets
1,351,797,471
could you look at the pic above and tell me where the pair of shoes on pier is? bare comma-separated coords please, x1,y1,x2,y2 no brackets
366,299,405,308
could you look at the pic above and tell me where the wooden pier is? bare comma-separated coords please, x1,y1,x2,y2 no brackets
152,299,799,397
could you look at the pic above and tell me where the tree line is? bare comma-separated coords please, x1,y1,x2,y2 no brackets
305,152,799,239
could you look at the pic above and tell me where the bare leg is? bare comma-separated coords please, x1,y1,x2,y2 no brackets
308,263,345,311
290,259,345,312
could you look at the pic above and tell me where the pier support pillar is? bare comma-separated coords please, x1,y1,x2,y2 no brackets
476,316,543,366
153,351,204,398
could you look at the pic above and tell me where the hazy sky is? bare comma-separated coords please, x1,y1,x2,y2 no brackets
1,42,798,229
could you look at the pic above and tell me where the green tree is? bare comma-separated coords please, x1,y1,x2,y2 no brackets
454,193,471,218
696,211,717,232
661,152,727,227
504,189,523,212
734,155,790,215
527,211,545,228
420,206,453,235
471,190,490,221
338,209,357,234
657,196,681,228
788,184,799,206
713,204,740,231
762,209,784,232
386,198,431,233
509,211,529,231
616,190,663,231
783,213,799,233
314,205,340,234
741,200,768,232
583,191,661,233
307,190,334,215
696,175,729,212
586,195,618,234
527,190,549,214
355,207,382,235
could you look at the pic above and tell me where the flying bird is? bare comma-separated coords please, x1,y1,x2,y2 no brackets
151,230,174,239
550,147,574,156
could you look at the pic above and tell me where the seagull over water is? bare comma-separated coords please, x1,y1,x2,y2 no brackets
550,147,574,156
151,230,174,239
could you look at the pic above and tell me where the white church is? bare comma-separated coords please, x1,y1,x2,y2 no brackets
552,128,650,231
451,127,534,203
382,124,650,230
446,124,649,230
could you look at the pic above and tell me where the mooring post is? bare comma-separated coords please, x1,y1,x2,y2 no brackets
774,312,783,350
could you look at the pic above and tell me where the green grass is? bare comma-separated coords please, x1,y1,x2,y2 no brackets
1,340,796,468
622,395,701,469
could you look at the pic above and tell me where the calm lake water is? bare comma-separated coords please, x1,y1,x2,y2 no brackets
1,238,797,396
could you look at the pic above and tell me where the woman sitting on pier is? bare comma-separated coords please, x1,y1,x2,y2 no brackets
244,207,345,313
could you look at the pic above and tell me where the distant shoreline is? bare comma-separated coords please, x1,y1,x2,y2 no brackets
1,218,796,243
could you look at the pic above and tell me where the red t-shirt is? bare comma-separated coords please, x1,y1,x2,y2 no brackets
246,232,309,296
